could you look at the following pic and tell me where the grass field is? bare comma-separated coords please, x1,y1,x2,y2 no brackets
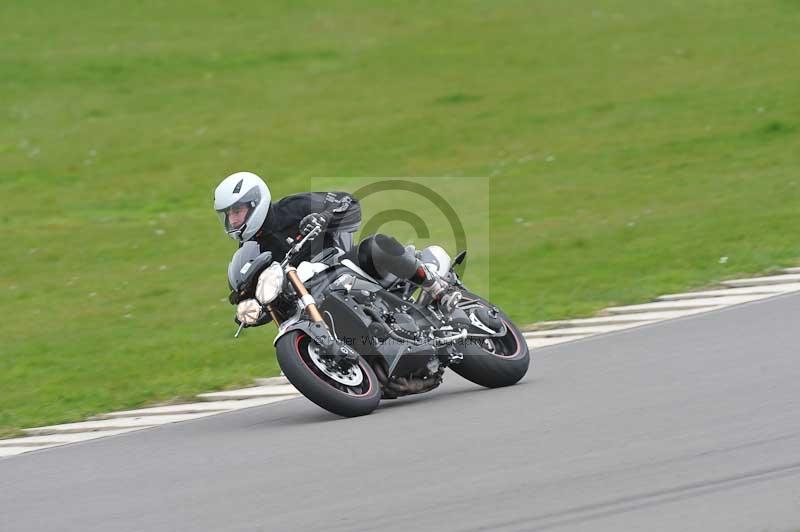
1,0,799,436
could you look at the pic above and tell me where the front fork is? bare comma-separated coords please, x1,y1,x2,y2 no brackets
285,267,324,322
274,267,359,364
265,267,324,326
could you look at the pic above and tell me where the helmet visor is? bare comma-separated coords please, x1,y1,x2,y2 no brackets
217,188,262,235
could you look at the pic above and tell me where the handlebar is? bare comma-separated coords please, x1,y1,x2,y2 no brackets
281,225,323,267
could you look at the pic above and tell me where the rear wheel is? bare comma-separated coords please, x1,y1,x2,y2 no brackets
450,291,530,388
276,331,381,417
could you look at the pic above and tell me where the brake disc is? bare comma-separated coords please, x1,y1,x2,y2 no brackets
307,342,364,386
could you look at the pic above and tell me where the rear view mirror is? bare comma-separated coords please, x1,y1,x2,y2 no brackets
452,250,467,278
228,241,272,292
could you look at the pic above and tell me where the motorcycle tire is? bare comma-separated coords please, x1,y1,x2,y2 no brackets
276,331,381,417
450,290,531,388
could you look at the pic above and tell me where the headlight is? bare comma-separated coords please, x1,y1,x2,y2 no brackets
255,262,284,305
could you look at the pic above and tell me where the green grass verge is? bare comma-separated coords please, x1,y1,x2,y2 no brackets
1,0,799,434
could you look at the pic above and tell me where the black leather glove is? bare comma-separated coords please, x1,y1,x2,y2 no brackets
299,212,329,238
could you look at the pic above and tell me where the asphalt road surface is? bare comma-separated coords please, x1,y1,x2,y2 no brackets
2,293,800,532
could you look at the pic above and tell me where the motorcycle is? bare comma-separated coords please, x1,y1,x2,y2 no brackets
228,226,530,417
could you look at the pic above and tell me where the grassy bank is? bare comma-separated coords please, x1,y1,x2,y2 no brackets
1,0,799,434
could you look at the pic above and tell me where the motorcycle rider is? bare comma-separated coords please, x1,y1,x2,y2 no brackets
215,171,360,261
214,171,454,328
214,171,361,327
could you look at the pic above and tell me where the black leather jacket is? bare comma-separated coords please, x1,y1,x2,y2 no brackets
247,191,361,263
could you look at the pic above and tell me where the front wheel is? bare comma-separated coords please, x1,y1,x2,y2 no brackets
450,291,530,388
276,331,381,417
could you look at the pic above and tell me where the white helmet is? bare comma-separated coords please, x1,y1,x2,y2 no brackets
214,171,271,242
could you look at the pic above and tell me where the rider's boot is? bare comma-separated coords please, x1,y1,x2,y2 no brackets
414,263,461,314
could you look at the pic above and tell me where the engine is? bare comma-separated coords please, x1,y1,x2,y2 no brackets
365,305,446,399
388,312,419,340
320,267,452,399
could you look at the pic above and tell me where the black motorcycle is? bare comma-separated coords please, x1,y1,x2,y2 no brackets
229,226,530,417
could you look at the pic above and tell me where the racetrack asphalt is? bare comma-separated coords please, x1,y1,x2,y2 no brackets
2,293,799,532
